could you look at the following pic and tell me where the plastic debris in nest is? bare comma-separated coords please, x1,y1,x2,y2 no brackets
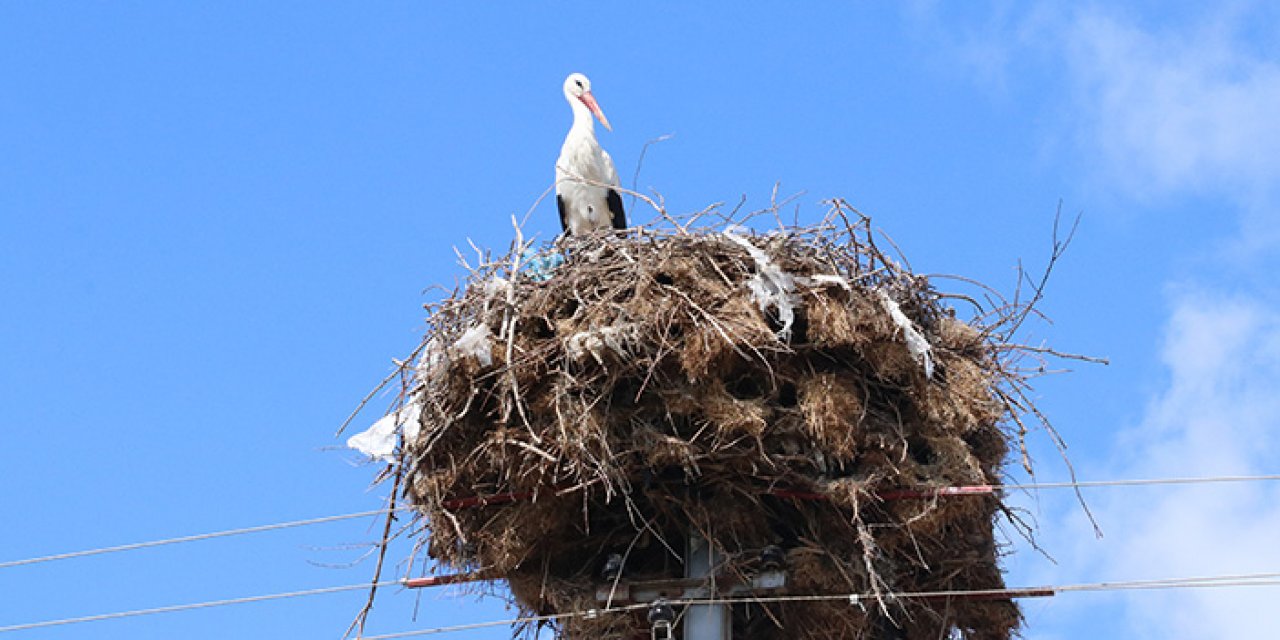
347,402,421,463
566,323,641,366
723,228,799,341
877,289,935,379
519,245,566,282
449,323,494,367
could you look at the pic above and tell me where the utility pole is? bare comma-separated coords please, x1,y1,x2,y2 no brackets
684,533,730,640
596,533,786,638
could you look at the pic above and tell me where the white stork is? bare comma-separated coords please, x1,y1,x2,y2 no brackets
556,72,626,235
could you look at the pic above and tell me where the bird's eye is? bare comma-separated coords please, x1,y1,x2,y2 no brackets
575,80,583,88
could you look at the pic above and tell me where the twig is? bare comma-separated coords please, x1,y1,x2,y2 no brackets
343,463,405,639
628,133,674,211
335,340,428,437
1002,201,1081,340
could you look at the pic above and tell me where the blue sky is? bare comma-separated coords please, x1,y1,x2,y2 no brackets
2,3,1278,638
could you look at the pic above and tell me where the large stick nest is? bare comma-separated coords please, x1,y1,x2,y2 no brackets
396,202,1055,639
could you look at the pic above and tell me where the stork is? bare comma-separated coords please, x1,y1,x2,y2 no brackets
556,73,626,236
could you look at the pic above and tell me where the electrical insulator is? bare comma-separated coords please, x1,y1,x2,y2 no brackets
760,544,785,571
648,598,675,640
601,552,624,581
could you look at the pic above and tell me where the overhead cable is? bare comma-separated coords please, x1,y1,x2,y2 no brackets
2,570,1278,635
0,581,399,633
0,508,405,570
357,571,1280,639
3,473,1279,572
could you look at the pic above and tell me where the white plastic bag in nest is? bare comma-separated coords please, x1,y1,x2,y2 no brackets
415,337,447,386
481,277,512,313
723,230,800,341
566,324,638,365
347,402,422,463
797,273,851,290
450,323,494,367
876,289,935,379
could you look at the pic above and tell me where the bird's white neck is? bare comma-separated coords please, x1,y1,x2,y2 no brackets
568,97,595,135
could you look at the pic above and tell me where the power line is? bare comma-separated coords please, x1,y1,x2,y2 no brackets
0,508,405,570
3,473,1278,573
356,571,1280,639
2,567,1278,636
679,571,1280,606
358,609,603,640
1003,473,1280,492
0,581,399,634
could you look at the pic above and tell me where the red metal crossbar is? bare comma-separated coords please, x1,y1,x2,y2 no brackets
402,571,494,589
914,587,1055,602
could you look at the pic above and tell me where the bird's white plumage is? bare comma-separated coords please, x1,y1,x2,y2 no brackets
556,135,619,233
556,73,624,235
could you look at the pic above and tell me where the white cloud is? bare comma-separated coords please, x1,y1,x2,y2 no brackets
905,6,1280,635
1063,9,1280,208
912,4,1280,245
1024,291,1280,638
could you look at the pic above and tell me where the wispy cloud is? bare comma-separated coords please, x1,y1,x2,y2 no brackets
1063,9,1280,211
1026,290,1280,638
912,4,1280,244
906,5,1280,636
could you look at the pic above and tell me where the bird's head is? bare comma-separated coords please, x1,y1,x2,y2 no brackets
563,72,612,131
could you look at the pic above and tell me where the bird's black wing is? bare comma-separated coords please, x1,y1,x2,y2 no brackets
606,189,626,230
556,194,571,235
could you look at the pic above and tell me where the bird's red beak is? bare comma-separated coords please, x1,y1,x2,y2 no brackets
578,91,612,131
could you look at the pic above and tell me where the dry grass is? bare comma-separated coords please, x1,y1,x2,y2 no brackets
370,200,1082,639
